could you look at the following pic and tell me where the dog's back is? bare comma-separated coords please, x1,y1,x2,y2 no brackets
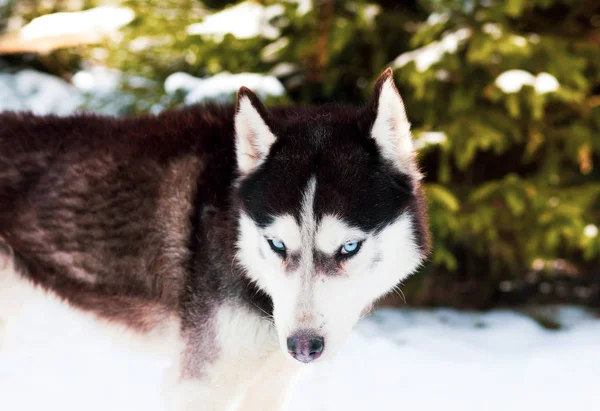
0,106,236,329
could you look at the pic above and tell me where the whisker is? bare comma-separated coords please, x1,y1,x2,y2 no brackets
252,302,273,319
230,255,237,276
393,284,406,304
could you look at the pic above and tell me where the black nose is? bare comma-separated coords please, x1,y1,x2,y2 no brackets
286,333,325,363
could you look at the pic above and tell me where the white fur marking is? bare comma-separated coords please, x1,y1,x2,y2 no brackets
299,177,317,279
316,215,367,254
371,78,416,177
171,304,298,411
295,177,318,327
264,214,302,251
234,96,276,174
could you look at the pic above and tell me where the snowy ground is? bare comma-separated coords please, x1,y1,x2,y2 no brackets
1,304,599,411
290,307,600,411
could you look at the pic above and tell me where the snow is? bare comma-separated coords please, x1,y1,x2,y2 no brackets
534,72,560,93
165,72,285,104
73,66,151,92
393,28,472,72
0,70,83,115
483,23,502,39
426,12,449,26
72,66,123,93
289,0,313,15
186,2,284,40
269,62,300,77
362,4,381,24
0,69,285,116
261,37,290,62
584,224,598,238
414,131,447,149
289,307,600,411
19,6,134,40
0,68,148,116
511,35,528,47
495,70,536,93
1,304,599,411
495,70,559,94
71,66,153,115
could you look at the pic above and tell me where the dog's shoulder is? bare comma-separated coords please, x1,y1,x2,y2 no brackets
0,104,241,329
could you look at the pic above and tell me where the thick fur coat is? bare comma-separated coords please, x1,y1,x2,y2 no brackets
0,69,429,411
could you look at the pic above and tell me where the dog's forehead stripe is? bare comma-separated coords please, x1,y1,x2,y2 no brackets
299,177,317,276
300,177,317,241
266,178,369,256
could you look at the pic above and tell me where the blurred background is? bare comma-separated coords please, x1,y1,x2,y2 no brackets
2,0,598,312
1,1,600,410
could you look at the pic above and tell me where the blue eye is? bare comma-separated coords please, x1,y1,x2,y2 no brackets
341,241,361,256
267,239,286,255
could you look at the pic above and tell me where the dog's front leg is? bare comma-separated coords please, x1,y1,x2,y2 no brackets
167,378,247,411
235,351,302,411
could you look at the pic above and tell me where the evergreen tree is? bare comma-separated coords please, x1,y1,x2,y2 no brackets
394,0,600,306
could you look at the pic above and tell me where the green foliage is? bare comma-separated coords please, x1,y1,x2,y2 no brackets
92,0,422,108
395,0,600,288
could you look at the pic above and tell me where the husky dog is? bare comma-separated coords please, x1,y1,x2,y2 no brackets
0,68,429,410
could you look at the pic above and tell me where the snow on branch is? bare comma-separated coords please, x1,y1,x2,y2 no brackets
0,6,134,54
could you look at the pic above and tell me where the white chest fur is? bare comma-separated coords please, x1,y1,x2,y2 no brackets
172,304,301,411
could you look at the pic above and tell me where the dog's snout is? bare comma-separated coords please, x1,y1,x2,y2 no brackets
286,333,324,363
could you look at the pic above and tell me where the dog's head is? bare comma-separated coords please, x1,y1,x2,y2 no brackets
234,68,430,364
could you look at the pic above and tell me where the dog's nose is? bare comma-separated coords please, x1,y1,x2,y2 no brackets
286,333,324,363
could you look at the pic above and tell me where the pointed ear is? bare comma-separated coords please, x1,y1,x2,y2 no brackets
234,87,277,175
369,68,417,178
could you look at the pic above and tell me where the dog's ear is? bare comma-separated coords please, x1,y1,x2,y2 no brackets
369,68,417,177
234,87,277,175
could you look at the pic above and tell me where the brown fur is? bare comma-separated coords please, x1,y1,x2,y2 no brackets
0,106,237,331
